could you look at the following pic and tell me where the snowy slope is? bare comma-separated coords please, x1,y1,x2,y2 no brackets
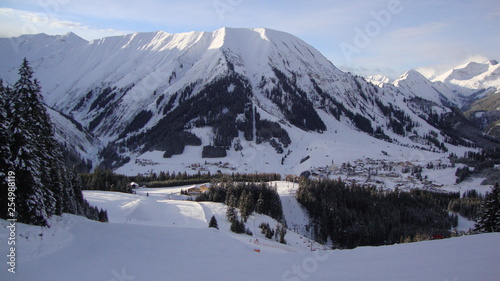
1,187,499,281
114,108,464,177
46,106,101,162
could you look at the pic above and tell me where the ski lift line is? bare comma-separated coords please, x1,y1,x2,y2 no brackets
252,239,297,253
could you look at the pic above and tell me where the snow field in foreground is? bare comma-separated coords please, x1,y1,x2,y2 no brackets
0,184,499,281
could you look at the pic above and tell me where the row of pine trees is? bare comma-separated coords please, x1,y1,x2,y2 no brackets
296,178,459,249
297,177,499,249
0,59,107,226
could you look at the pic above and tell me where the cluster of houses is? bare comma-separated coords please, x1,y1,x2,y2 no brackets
135,158,159,166
130,181,210,197
187,161,238,172
303,158,451,191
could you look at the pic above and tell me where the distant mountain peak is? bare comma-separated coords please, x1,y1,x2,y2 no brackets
487,59,498,66
391,68,464,106
401,69,427,79
433,58,500,91
58,31,88,44
365,74,391,85
393,69,429,87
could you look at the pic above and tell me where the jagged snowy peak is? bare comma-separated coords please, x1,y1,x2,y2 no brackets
366,75,391,87
433,59,500,91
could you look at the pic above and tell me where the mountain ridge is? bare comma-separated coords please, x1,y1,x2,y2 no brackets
1,28,497,173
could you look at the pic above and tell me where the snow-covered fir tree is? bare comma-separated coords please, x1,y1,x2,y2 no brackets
0,80,13,219
208,215,219,229
475,183,500,233
0,58,107,226
9,58,56,226
226,206,237,223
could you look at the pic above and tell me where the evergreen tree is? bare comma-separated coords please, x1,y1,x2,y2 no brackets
276,223,287,244
475,183,500,233
230,218,245,234
209,215,219,229
9,58,55,226
245,192,255,219
226,206,237,223
65,166,85,215
255,193,264,214
226,193,237,207
98,208,109,222
238,190,248,222
259,222,274,239
0,80,13,219
0,59,108,225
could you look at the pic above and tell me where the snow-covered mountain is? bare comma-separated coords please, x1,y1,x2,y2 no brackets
366,59,499,142
371,59,500,108
0,28,495,174
392,69,462,106
433,60,500,92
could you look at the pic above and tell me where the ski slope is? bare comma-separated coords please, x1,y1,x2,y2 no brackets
1,185,499,280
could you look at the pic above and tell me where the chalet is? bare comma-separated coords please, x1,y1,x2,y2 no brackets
130,182,139,189
199,185,210,192
187,185,210,196
187,187,201,196
381,171,400,178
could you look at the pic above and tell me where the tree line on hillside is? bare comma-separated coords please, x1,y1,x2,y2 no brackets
447,189,484,222
451,148,500,184
296,178,459,249
77,166,284,196
0,59,107,226
259,222,287,244
78,167,282,192
197,178,284,223
136,171,281,188
79,167,133,193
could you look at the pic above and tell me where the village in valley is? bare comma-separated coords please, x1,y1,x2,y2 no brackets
132,152,460,194
304,157,454,192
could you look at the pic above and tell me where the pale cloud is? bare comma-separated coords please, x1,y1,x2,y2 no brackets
387,21,451,39
0,7,130,40
20,10,85,29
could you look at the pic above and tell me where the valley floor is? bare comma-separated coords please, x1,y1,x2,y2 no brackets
1,182,499,280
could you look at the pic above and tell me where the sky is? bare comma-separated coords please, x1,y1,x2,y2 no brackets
0,0,499,79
